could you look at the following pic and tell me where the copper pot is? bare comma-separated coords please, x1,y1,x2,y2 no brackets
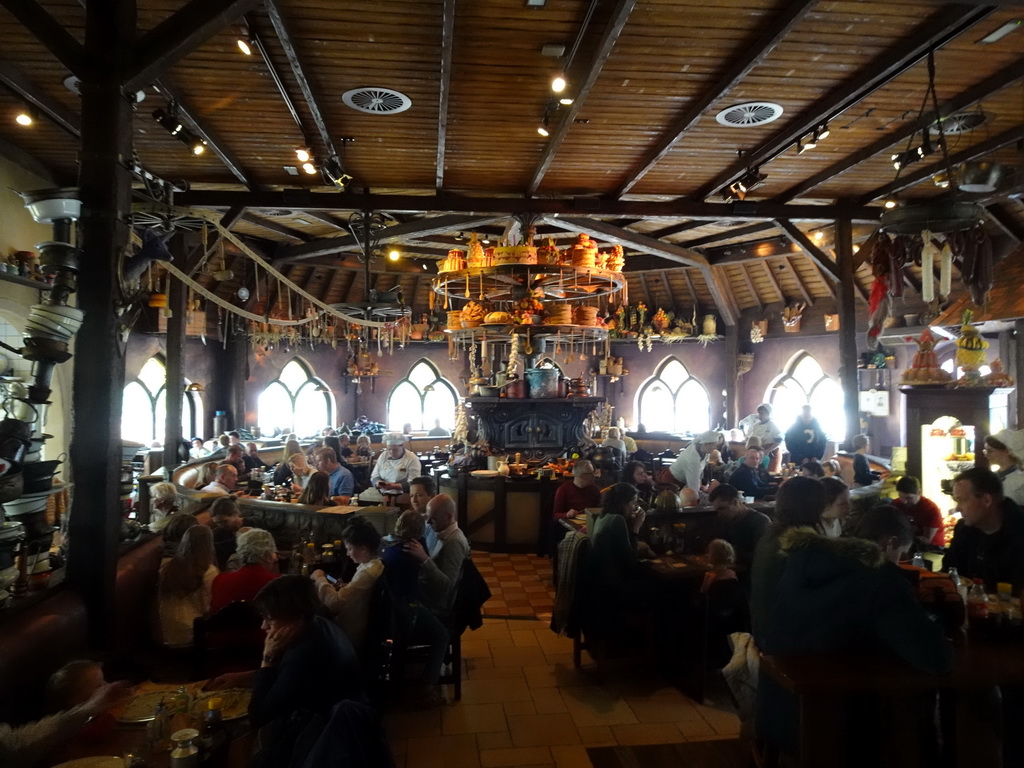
505,379,528,398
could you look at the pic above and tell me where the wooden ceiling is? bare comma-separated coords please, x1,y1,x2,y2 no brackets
2,0,1023,322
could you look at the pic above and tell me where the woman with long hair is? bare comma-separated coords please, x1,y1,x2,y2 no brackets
298,471,332,506
157,525,219,646
287,453,315,492
819,476,852,538
311,516,383,650
272,439,304,485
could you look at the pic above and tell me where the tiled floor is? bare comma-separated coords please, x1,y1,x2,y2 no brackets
383,552,741,768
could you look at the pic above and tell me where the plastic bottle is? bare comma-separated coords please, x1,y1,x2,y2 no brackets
948,567,969,604
967,578,990,627
911,552,926,569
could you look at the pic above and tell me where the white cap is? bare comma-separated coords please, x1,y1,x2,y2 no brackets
992,429,1024,457
382,432,405,445
696,430,721,445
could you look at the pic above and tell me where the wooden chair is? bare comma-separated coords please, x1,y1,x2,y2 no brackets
192,600,265,680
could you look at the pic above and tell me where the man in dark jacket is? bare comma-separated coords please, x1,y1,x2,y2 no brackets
727,449,777,500
784,405,827,466
944,466,1024,593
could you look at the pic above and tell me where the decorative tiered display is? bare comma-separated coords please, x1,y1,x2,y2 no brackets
901,329,953,385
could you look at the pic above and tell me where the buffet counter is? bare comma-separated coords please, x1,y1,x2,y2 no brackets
438,472,566,553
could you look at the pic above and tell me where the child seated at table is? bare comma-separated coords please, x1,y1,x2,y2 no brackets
701,539,738,593
45,660,117,741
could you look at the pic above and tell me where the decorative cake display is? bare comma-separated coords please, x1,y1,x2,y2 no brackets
491,245,538,266
484,311,514,325
461,300,486,327
544,303,573,325
605,244,625,272
466,233,488,267
569,233,598,268
537,241,561,265
438,248,466,273
900,329,953,385
446,310,463,330
574,305,599,326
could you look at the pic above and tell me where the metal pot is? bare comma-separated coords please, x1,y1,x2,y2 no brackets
505,379,528,399
477,385,502,397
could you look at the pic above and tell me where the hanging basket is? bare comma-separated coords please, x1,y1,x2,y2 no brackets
880,200,985,235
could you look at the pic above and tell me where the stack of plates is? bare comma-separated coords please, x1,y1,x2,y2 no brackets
25,304,83,342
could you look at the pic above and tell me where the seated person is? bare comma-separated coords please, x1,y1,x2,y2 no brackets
709,483,770,575
354,434,374,460
211,528,279,611
200,464,238,496
208,495,244,570
149,481,179,532
158,525,219,647
729,448,777,500
622,460,656,509
161,512,198,560
243,442,270,472
298,471,333,507
224,444,248,479
757,502,952,761
427,418,450,437
893,475,945,550
851,434,876,487
272,439,303,485
701,538,738,593
204,576,366,768
195,461,219,490
819,476,852,538
312,447,355,502
822,458,841,478
45,660,118,745
337,433,354,459
1,671,130,767
285,452,315,492
801,460,824,478
602,427,627,456
311,516,383,650
189,437,208,460
944,467,1024,593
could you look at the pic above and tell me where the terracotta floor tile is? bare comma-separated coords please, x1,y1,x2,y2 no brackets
530,687,568,714
406,734,481,768
466,664,526,681
480,747,553,767
442,702,508,735
523,663,590,689
490,646,550,668
677,716,718,740
461,638,492,659
476,731,514,751
551,744,595,768
383,709,443,740
510,629,540,647
575,725,616,747
461,677,533,704
624,694,704,724
503,700,538,716
561,686,639,728
508,712,581,748
610,722,684,746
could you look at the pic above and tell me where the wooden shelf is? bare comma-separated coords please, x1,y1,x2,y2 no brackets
434,262,624,303
0,271,51,290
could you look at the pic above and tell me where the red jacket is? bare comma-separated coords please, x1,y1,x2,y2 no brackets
210,565,278,613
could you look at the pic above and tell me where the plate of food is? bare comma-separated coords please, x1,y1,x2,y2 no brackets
191,688,251,721
471,470,499,477
115,690,170,723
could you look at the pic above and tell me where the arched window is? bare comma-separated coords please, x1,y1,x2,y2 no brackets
387,359,458,432
940,358,1009,433
257,358,334,438
121,356,203,444
635,357,711,435
765,352,844,440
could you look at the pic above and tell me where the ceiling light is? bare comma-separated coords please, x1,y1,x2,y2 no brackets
852,244,860,253
932,171,950,188
526,0,547,8
817,122,830,140
237,37,252,55
537,124,550,137
388,249,401,261
541,43,565,57
482,237,491,244
803,134,817,150
884,198,897,209
153,108,183,135
422,263,428,270
796,139,807,154
15,108,33,127
976,19,1021,44
301,161,317,175
295,148,311,163
237,21,254,55
191,140,206,155
551,75,567,94
813,231,824,242
320,154,352,189
185,382,204,392
558,97,574,106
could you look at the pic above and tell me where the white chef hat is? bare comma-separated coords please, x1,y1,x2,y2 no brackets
696,430,721,445
382,432,405,445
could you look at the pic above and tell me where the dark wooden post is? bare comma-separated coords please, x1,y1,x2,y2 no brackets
163,250,186,465
67,0,137,649
1015,321,1024,428
835,214,859,449
724,321,739,427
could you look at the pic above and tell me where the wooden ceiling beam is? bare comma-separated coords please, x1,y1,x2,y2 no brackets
700,266,739,326
985,204,1024,244
179,192,881,223
775,56,1024,202
613,0,816,198
435,0,455,191
682,269,699,311
781,257,814,306
857,123,1024,204
0,134,63,184
241,213,313,242
649,220,707,239
689,4,997,203
761,260,785,304
660,270,675,311
265,0,337,158
126,0,260,91
300,211,346,230
291,255,422,273
639,272,654,307
0,61,80,137
526,0,639,195
152,80,256,190
683,222,776,249
0,0,87,77
775,219,841,283
274,214,504,264
739,265,763,313
541,216,709,267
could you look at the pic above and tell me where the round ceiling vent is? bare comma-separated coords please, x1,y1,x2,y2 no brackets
342,87,412,115
261,209,294,218
715,102,784,127
930,111,987,135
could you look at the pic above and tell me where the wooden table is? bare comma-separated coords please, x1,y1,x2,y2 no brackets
762,643,1024,767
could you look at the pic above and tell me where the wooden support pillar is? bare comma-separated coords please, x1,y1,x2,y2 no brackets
67,0,136,650
163,251,186,465
211,320,248,431
1015,321,1024,428
724,321,739,428
835,215,859,449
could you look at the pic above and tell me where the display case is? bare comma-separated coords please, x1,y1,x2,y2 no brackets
901,386,994,507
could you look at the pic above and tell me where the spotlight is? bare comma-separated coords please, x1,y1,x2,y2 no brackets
422,263,428,270
551,75,567,93
190,138,206,155
388,249,401,261
237,21,254,55
153,108,183,136
796,139,807,154
884,198,897,209
803,133,817,150
301,161,317,175
932,171,950,188
320,154,352,189
15,108,33,127
813,231,824,241
817,122,830,140
295,148,312,163
558,97,574,106
237,37,252,55
537,124,550,137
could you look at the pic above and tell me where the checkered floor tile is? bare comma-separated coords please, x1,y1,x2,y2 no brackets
473,550,555,622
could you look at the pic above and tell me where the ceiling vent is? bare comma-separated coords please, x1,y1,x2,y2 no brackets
342,87,412,115
930,111,987,135
715,102,784,127
261,209,295,218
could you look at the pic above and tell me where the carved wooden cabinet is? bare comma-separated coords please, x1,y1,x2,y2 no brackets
468,396,604,459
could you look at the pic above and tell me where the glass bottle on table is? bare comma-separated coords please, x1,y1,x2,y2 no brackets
199,697,228,767
967,578,990,628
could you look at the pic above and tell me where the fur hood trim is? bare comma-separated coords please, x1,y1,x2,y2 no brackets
778,526,885,569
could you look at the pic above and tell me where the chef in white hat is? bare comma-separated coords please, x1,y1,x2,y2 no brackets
371,431,422,492
668,430,721,497
984,429,1024,505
